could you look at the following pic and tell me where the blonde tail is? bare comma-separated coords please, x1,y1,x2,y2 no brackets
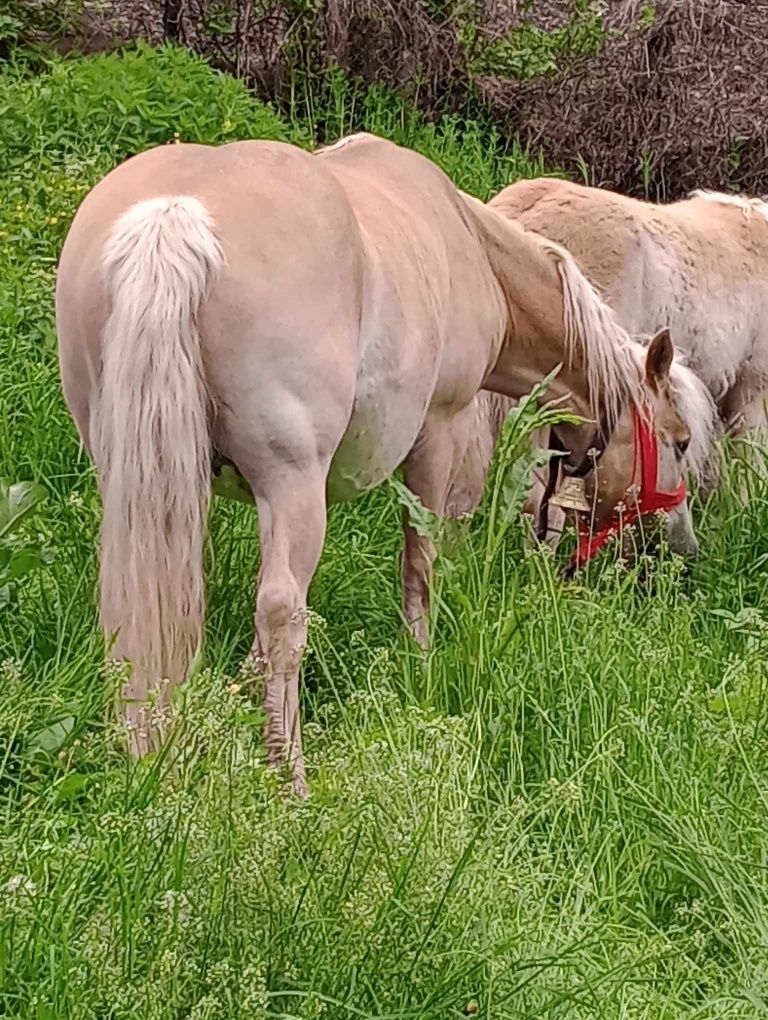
92,196,223,753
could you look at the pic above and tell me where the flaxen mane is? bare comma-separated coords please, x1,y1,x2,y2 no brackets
667,360,719,482
464,193,645,433
689,190,768,221
542,237,645,430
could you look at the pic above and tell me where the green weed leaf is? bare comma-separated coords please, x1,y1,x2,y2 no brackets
54,772,91,802
0,478,47,539
389,477,442,541
28,716,76,756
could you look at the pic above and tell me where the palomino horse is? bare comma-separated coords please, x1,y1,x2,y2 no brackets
491,179,768,438
446,344,716,565
56,133,697,793
448,179,739,554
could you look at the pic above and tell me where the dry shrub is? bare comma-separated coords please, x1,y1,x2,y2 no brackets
20,0,768,197
478,0,768,198
72,0,470,109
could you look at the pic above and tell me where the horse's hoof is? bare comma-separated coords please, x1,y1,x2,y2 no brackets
292,775,310,799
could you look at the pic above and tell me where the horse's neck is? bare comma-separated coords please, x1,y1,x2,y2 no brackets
466,197,577,366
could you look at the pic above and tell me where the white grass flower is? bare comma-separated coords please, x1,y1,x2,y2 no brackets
5,874,36,897
0,659,24,685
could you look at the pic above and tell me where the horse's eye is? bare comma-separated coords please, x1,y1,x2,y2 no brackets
676,437,690,457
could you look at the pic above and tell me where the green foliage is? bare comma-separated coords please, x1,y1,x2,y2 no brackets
0,11,23,51
201,2,238,37
0,42,291,173
2,40,768,1020
473,1,605,80
0,480,52,607
638,2,657,29
0,0,91,47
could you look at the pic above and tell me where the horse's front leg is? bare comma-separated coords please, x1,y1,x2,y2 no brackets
716,386,768,503
523,466,566,551
401,414,470,648
401,511,436,649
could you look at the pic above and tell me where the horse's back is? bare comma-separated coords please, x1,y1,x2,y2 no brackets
491,176,580,218
317,133,506,394
490,177,651,311
490,177,768,407
58,139,362,320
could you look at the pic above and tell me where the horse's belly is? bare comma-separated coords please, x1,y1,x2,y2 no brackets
211,384,419,506
327,380,427,503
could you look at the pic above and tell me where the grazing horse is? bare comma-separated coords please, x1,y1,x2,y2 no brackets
56,133,695,793
491,179,768,437
448,178,744,552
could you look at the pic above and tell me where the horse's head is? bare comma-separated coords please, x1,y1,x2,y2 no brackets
456,198,717,562
548,329,717,567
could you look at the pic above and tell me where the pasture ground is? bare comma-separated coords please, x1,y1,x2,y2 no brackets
2,45,768,1020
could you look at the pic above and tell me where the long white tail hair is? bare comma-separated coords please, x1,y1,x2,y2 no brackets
91,196,222,742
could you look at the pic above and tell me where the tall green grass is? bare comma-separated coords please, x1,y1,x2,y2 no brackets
1,43,768,1019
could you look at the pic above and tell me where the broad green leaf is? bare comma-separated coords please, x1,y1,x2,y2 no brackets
35,1004,60,1020
54,773,91,802
708,674,766,720
28,716,76,755
499,444,557,521
389,477,442,541
0,545,50,584
0,479,47,539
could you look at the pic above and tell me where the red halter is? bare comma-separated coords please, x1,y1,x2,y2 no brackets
573,406,687,567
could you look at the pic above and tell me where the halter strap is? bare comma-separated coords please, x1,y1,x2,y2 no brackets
572,405,687,567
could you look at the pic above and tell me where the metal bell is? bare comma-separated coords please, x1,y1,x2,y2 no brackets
550,475,591,513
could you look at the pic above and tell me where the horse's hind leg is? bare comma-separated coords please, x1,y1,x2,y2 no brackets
254,471,326,796
228,457,326,796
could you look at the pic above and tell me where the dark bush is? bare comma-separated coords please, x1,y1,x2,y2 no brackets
479,0,768,198
9,0,768,197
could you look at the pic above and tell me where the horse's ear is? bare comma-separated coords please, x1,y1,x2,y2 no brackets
645,328,674,391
